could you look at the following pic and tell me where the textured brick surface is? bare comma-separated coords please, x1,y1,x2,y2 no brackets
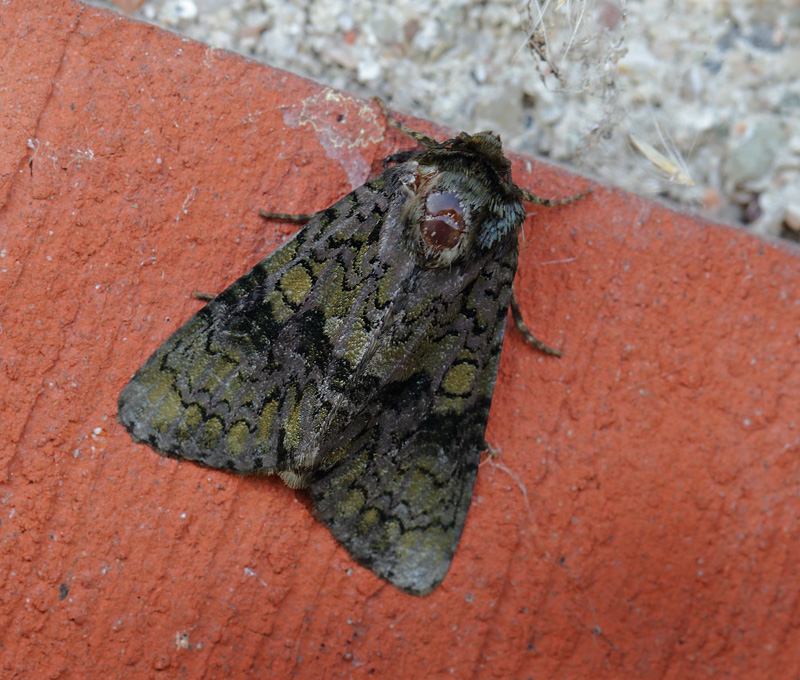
1,2,799,678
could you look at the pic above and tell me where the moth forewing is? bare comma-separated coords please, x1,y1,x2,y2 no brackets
118,99,590,595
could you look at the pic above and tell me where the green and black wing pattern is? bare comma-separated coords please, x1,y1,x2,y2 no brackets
119,174,404,476
306,246,517,594
118,104,582,595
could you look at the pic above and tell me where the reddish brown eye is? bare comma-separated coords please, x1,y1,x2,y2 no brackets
421,217,461,249
420,191,465,251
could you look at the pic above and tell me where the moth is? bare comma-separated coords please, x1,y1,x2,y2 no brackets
118,99,589,595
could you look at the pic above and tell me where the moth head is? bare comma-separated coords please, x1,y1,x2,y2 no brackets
399,164,471,267
400,132,527,267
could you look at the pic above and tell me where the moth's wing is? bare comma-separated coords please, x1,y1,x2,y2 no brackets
118,173,411,473
308,245,518,595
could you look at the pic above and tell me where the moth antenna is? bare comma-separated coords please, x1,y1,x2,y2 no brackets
192,291,216,302
373,97,440,149
259,210,315,224
519,186,592,207
510,288,562,357
382,150,424,168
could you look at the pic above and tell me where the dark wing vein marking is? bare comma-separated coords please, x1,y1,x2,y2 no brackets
307,245,518,594
118,174,400,473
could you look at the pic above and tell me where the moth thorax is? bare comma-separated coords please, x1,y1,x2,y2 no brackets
407,165,470,267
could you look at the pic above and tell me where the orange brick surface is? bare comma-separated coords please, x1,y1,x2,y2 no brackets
1,2,799,678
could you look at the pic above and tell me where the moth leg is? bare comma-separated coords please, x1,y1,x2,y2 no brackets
258,210,316,224
519,187,592,207
373,97,440,149
510,288,563,357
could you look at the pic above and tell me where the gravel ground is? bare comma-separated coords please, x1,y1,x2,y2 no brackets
89,0,800,241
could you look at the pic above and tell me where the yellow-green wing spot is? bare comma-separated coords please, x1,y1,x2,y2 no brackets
442,362,476,396
280,264,313,307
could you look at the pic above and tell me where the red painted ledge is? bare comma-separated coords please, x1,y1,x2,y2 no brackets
1,1,799,678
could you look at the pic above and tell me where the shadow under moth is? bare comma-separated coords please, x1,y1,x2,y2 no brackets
118,99,589,595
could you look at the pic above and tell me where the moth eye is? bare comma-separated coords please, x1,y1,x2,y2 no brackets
420,191,465,251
